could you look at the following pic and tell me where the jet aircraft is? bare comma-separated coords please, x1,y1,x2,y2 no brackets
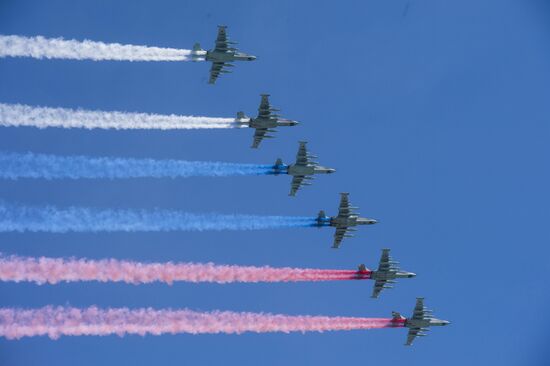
192,25,256,84
315,193,378,248
272,141,336,196
237,94,299,148
391,297,450,346
357,249,416,298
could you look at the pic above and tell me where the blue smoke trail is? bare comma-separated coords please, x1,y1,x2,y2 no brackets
0,152,283,179
0,203,317,233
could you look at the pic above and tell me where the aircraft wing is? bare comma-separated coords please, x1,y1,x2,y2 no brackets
371,280,386,298
337,192,356,218
257,94,277,119
289,175,305,196
412,297,429,320
371,249,395,298
295,141,313,166
377,249,393,271
208,61,234,84
404,298,432,345
251,128,268,148
214,26,229,52
332,227,348,248
405,327,423,346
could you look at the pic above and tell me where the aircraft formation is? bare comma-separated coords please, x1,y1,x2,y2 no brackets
0,25,449,346
189,26,449,345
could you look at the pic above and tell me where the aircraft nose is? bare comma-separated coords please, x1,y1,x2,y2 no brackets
408,272,416,278
369,219,378,225
328,168,336,174
249,56,257,61
442,320,451,326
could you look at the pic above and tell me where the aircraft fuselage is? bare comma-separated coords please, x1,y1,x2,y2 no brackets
244,117,298,129
405,318,450,329
371,270,416,281
206,50,256,62
287,164,335,176
330,215,377,227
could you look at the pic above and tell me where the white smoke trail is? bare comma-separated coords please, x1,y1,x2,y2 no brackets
0,35,193,61
0,152,278,179
0,254,368,285
0,103,241,130
0,306,399,339
0,202,317,233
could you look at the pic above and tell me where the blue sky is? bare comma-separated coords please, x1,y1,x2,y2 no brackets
0,0,549,365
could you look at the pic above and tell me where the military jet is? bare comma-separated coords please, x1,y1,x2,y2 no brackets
272,141,336,196
236,94,299,148
357,249,416,298
315,193,378,248
391,298,450,346
191,25,256,84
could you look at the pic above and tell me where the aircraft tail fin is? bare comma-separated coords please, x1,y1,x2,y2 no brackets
358,264,367,272
191,43,206,61
392,311,405,321
272,158,285,175
316,210,328,226
236,112,250,125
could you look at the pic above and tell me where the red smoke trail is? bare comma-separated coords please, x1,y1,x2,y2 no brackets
0,306,403,339
0,255,371,285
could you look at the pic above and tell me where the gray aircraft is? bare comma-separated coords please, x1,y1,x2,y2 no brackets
192,25,256,84
272,141,336,196
315,193,378,248
391,298,450,346
236,94,299,148
357,249,416,298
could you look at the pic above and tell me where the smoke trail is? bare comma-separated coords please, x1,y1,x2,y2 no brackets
0,306,401,339
0,35,194,61
0,103,241,130
0,203,316,233
0,254,371,285
0,152,280,179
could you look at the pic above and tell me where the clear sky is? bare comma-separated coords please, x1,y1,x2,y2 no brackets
0,0,549,365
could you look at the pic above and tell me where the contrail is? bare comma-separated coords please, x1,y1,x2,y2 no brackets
0,35,193,61
0,103,241,130
0,152,280,179
0,202,316,233
0,254,370,285
0,306,401,339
